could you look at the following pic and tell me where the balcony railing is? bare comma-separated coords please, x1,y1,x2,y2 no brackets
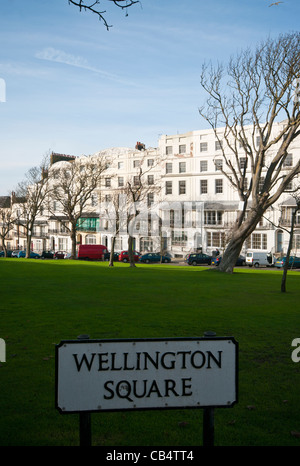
76,226,98,232
279,218,300,227
48,229,69,235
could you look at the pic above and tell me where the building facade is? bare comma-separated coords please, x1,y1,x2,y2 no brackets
1,123,300,259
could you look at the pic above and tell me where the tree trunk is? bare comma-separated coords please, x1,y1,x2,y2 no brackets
1,240,7,257
26,232,32,258
217,236,244,273
109,236,116,267
218,206,265,273
128,235,136,267
71,224,77,259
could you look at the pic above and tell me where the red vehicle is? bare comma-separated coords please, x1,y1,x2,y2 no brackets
78,244,108,260
54,251,66,259
118,250,141,262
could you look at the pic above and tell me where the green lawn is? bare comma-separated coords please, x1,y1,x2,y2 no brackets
1,258,300,446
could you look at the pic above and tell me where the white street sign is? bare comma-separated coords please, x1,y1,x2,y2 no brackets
55,337,238,413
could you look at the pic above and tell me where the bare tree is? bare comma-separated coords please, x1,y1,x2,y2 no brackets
281,193,300,292
68,0,139,29
48,156,108,259
99,150,163,267
199,32,300,273
15,159,51,258
123,154,163,267
0,197,14,256
99,189,123,267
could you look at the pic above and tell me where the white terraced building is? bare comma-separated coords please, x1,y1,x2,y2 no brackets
9,121,300,260
156,123,300,258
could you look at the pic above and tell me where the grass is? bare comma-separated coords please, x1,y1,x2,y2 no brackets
1,258,300,446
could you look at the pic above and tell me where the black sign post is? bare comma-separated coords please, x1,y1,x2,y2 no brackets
77,335,91,447
202,331,217,446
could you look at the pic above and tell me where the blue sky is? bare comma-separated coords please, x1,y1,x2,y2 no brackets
0,0,299,194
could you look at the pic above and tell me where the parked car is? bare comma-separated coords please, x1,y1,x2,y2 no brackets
41,250,54,259
54,251,66,259
11,250,20,257
104,251,120,262
17,250,40,259
275,256,300,268
0,250,13,257
118,251,141,262
187,253,212,266
211,255,246,266
139,253,171,263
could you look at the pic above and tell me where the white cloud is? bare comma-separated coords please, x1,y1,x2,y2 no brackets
35,47,136,86
35,47,89,69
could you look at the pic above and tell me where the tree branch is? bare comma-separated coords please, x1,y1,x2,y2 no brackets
68,0,139,29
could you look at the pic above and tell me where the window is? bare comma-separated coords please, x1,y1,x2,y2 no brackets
166,146,173,155
200,160,207,172
85,234,96,245
283,153,293,167
239,158,247,169
114,237,123,250
147,193,154,207
165,181,172,195
91,194,98,207
200,179,208,194
105,194,111,202
247,233,267,250
179,144,186,154
258,177,265,192
133,176,140,186
77,217,99,232
200,142,208,152
60,222,68,233
284,181,293,191
105,178,111,187
118,177,124,187
179,162,186,173
147,175,154,185
215,159,223,171
166,163,172,174
118,161,124,169
207,232,225,248
179,180,186,195
293,234,300,250
58,238,68,250
215,140,222,150
133,160,141,168
147,159,154,167
215,179,223,193
171,230,187,246
204,211,222,225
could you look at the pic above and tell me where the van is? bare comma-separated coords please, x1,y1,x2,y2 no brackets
246,251,273,268
78,244,108,261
